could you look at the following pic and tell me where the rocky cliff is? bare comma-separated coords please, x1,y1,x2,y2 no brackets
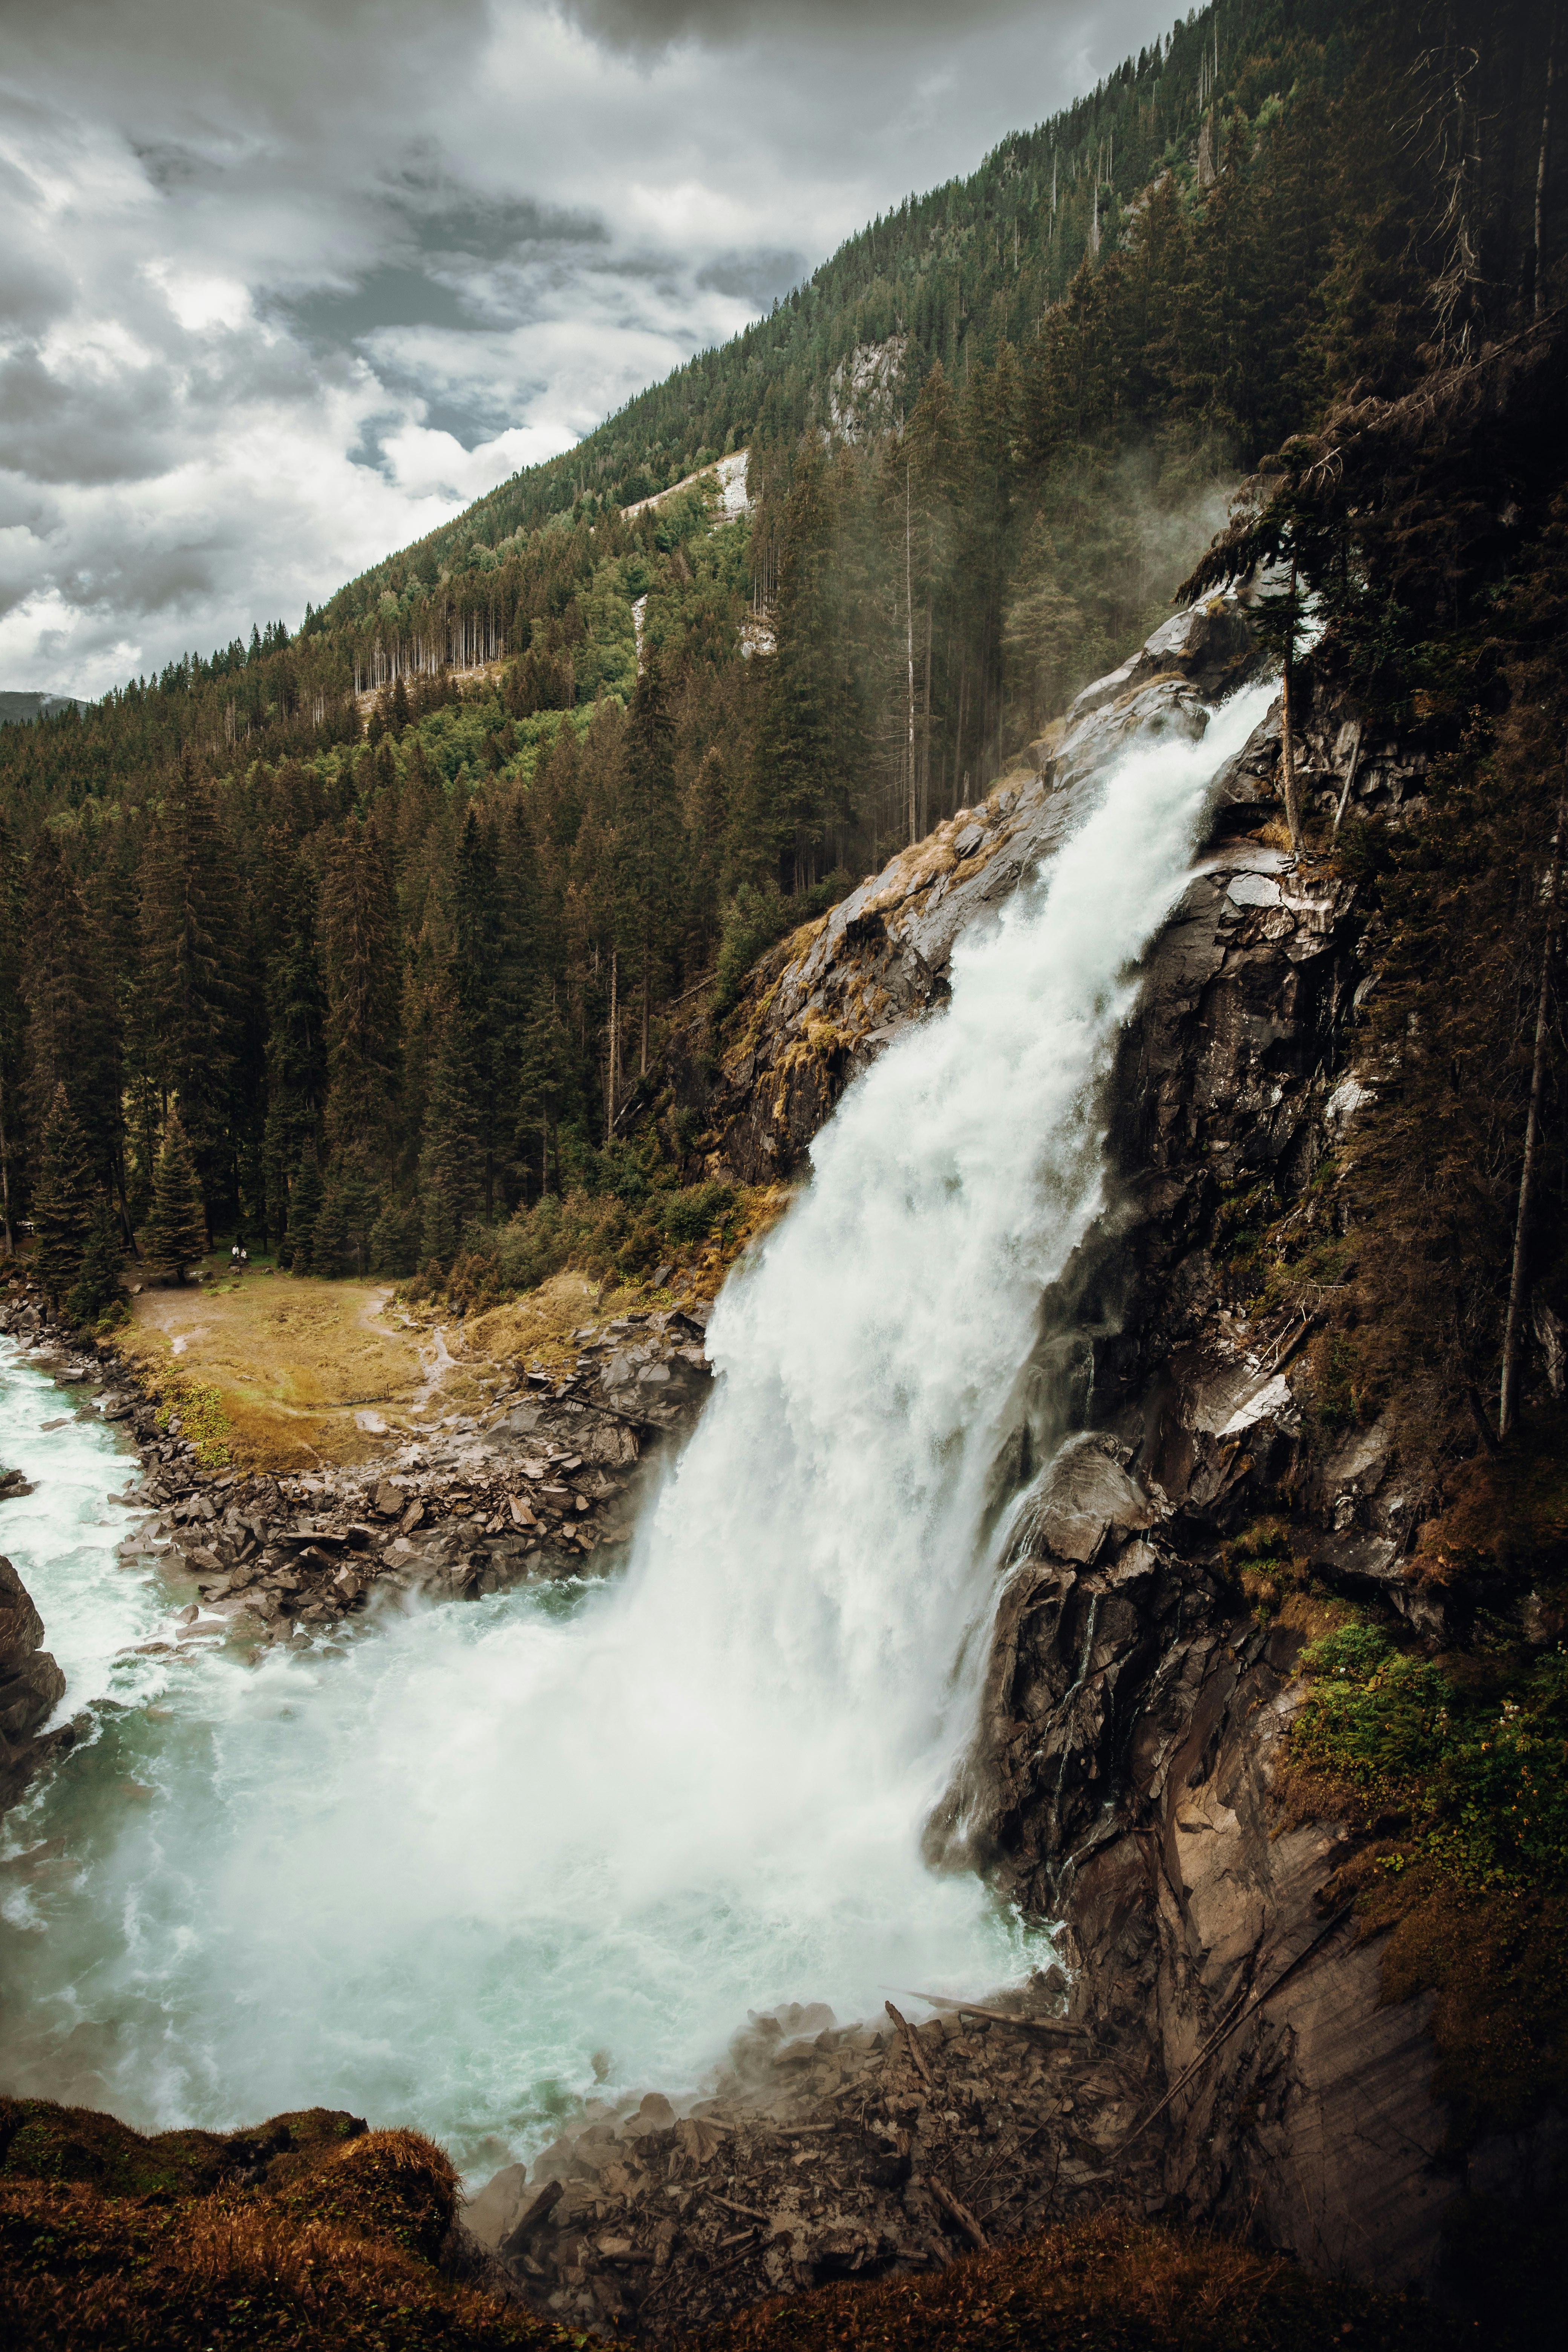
598,590,1551,2312
0,1555,68,1807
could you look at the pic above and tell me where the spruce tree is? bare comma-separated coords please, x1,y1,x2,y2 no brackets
320,815,400,1167
143,1112,208,1285
288,1144,324,1275
24,832,122,1197
137,750,237,1201
67,1193,126,1326
32,1083,91,1307
624,657,681,1073
418,994,482,1268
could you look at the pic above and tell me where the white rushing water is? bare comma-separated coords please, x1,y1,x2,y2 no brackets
0,679,1270,2171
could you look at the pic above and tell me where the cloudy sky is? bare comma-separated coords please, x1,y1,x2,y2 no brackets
1,0,1165,698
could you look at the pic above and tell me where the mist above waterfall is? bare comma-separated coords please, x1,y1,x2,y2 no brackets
1,678,1271,2172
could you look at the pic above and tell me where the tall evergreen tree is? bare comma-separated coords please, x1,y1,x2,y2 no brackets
288,1142,325,1276
320,816,400,1169
23,831,122,1203
417,981,484,1268
138,750,238,1204
67,1194,126,1327
143,1112,208,1285
760,445,836,885
32,1083,91,1307
261,853,328,1259
623,657,682,1073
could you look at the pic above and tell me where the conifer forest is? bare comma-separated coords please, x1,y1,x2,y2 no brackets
1,0,1564,1411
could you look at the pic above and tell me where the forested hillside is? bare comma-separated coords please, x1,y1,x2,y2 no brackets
0,0,1560,1305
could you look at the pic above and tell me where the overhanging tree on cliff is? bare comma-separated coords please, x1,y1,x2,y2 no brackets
143,1112,208,1285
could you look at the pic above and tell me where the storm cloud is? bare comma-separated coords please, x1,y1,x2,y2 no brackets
0,0,1165,695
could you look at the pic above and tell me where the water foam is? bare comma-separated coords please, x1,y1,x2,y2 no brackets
0,680,1271,2167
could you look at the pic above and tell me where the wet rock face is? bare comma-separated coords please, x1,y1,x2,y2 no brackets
0,1554,69,1802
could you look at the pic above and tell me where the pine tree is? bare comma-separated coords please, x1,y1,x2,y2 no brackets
261,854,327,1257
137,750,238,1202
24,831,123,1199
760,445,836,887
417,989,483,1268
32,1083,91,1306
288,1144,324,1275
143,1112,208,1285
67,1193,126,1327
320,815,400,1167
623,657,682,1073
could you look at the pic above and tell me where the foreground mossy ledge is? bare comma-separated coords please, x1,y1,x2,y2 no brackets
0,2092,1493,2352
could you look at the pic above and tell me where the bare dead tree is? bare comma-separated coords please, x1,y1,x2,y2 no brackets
1535,24,1556,318
1498,791,1565,1438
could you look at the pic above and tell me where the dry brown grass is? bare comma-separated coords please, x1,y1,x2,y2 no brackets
691,2208,1457,2352
121,1274,469,1469
453,1269,603,1373
0,2098,1481,2352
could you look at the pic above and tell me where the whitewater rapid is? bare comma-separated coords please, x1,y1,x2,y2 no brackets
0,679,1270,2171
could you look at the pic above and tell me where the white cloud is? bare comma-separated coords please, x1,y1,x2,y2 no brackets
0,0,1168,697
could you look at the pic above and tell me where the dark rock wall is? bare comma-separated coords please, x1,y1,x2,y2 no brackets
0,1555,69,1805
640,598,1530,2298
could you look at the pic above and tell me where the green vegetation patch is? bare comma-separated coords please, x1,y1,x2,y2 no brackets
154,1375,233,1469
1282,1620,1568,2145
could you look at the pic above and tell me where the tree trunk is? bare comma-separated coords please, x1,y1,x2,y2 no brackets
1498,794,1565,1438
1535,30,1555,318
0,1091,11,1256
1280,556,1303,858
905,461,917,846
606,949,618,1135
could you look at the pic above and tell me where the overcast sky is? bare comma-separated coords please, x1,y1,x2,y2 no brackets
1,0,1168,698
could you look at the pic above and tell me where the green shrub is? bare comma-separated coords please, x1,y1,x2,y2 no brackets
712,873,852,1020
1291,1624,1568,1889
662,1180,735,1245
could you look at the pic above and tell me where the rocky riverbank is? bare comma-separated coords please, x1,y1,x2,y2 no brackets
0,1286,714,1663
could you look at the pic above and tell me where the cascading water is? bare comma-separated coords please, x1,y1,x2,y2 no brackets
0,677,1271,2171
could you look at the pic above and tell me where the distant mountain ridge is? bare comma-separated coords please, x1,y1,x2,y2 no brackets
0,692,86,727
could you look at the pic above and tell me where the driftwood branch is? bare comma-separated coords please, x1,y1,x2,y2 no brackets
1113,1907,1354,2163
885,2000,936,2090
888,1989,1086,2039
928,2175,989,2251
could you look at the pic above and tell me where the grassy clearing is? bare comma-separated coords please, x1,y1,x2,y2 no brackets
121,1270,444,1470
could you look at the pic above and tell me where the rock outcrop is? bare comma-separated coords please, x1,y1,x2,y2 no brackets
0,1555,69,1805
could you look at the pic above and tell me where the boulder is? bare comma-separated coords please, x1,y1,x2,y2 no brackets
0,1554,67,1802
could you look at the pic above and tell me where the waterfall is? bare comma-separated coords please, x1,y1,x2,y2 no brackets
0,679,1271,2171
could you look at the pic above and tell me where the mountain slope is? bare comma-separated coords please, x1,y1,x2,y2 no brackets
0,0,1559,1294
